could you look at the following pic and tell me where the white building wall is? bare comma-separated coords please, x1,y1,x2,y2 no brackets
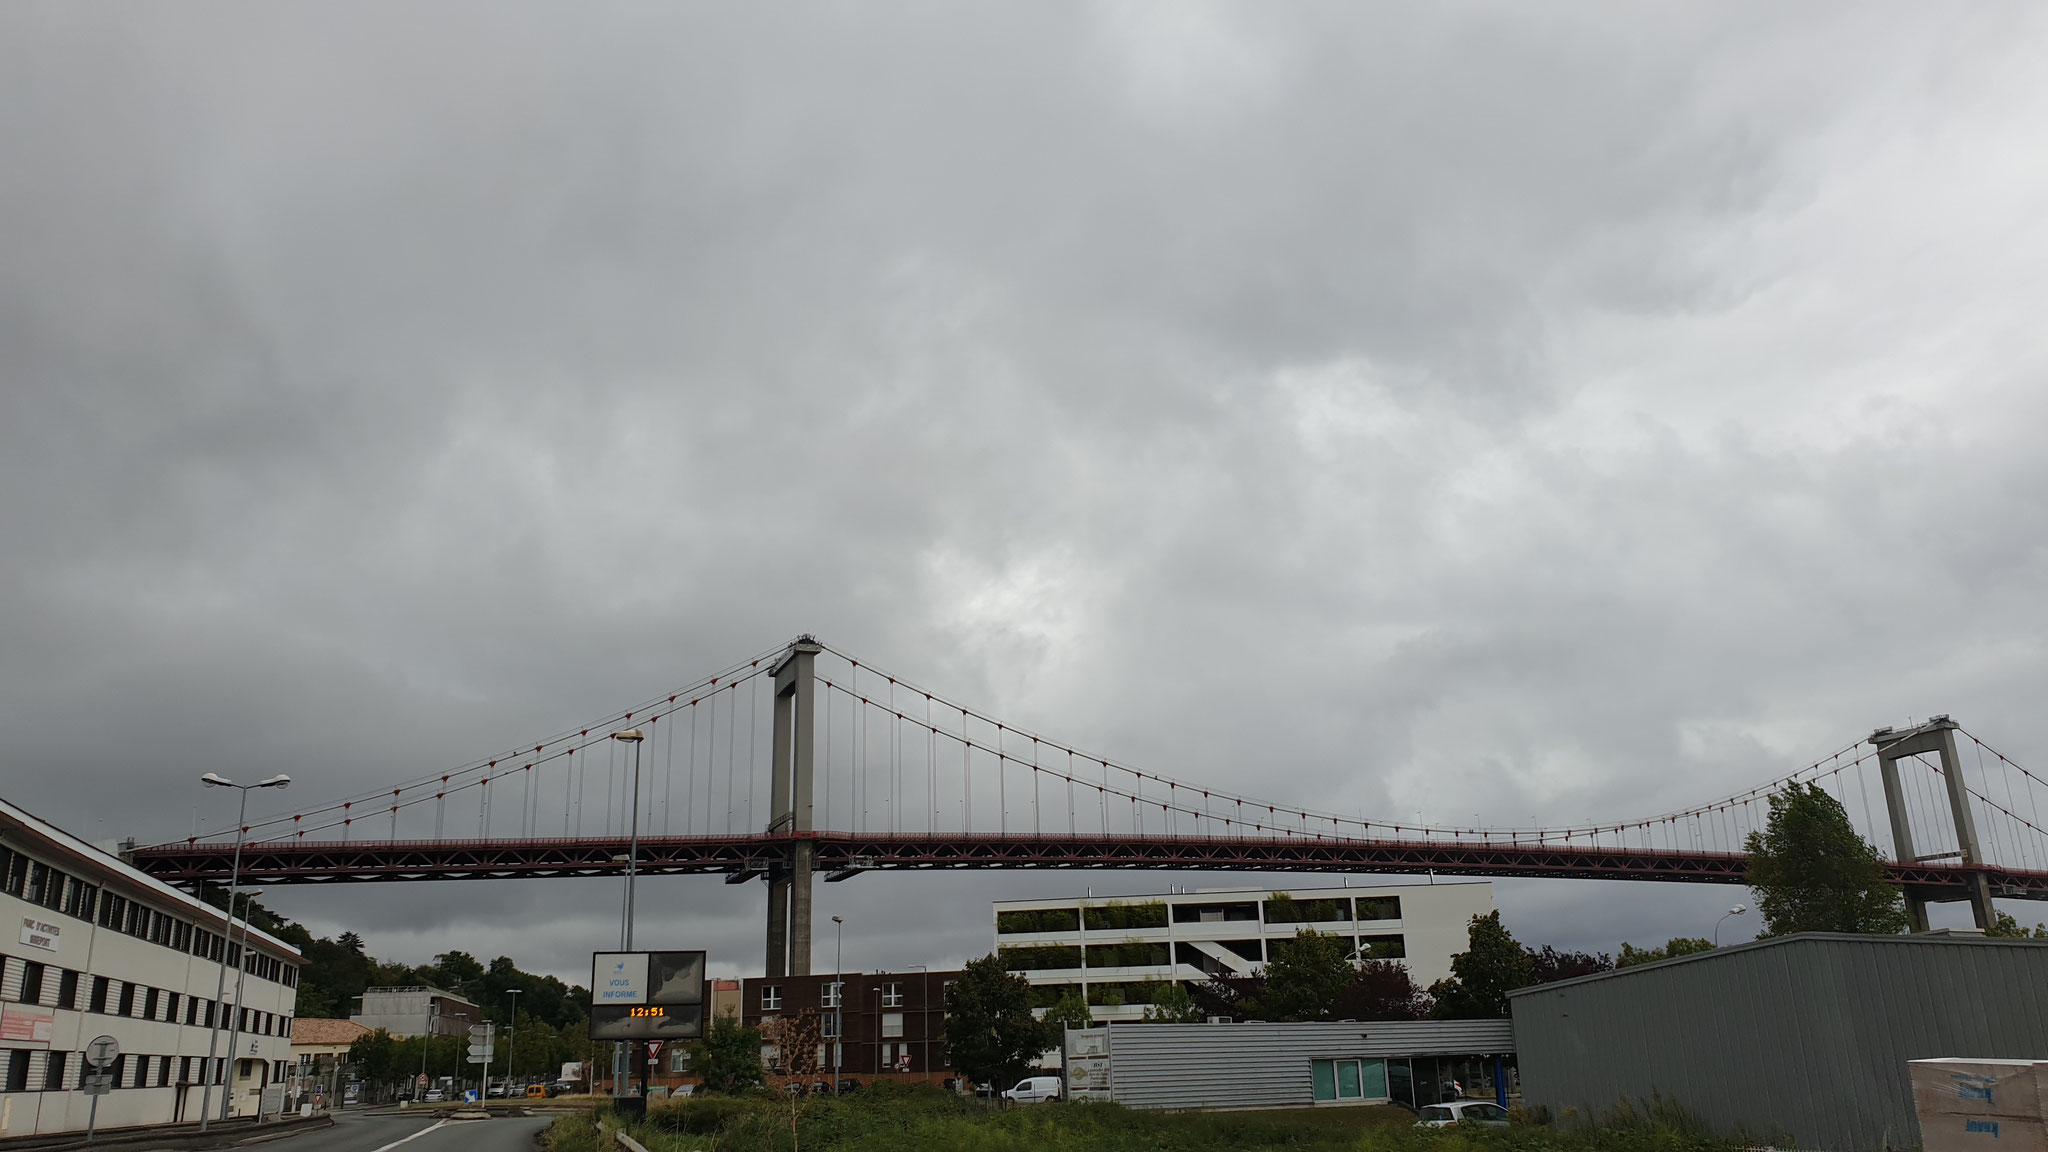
1,807,299,1138
994,882,1494,1024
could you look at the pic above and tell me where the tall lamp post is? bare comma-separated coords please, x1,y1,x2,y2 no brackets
907,965,930,1084
418,1002,440,1101
504,988,521,1096
611,729,644,1097
1714,904,1748,947
831,916,845,1095
197,771,289,1131
218,888,265,1122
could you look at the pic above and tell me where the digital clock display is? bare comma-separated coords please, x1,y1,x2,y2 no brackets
628,1007,666,1018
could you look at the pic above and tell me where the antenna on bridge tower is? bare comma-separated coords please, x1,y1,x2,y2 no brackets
1869,715,1994,932
765,635,824,978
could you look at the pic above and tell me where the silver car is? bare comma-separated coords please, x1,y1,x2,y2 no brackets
1416,1100,1509,1127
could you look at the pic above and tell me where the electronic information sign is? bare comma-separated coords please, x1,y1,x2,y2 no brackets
588,951,708,1041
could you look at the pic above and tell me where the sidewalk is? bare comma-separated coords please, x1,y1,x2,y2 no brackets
0,1112,331,1152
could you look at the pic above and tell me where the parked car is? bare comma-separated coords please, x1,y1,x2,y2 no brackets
487,1085,507,1097
1416,1101,1509,1128
525,1084,550,1099
423,1090,445,1102
836,1078,863,1095
1003,1076,1063,1104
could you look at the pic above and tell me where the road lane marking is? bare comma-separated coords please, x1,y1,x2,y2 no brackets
371,1118,449,1152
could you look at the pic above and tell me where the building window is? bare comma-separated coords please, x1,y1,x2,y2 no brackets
1310,1058,1388,1103
761,985,782,1011
1355,896,1401,922
1357,935,1405,960
89,975,109,1014
117,982,135,1018
20,961,45,1005
881,1012,904,1038
143,987,160,1021
996,907,1081,934
4,1050,28,1093
669,1050,688,1073
822,982,841,1009
761,1044,782,1071
822,1012,842,1039
57,969,79,1011
881,983,903,1008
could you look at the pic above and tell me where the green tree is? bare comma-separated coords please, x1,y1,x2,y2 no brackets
1617,937,1716,967
1329,960,1432,1021
1253,929,1354,1022
1429,912,1531,1019
687,1013,765,1094
1042,988,1094,1032
1142,981,1202,1023
1745,782,1909,936
348,1028,399,1088
944,954,1056,1092
1987,911,2048,939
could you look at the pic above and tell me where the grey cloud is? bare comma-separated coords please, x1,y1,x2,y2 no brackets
4,2,2046,979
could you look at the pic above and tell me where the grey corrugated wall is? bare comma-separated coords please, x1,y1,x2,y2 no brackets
1509,933,2048,1150
1095,1019,1514,1111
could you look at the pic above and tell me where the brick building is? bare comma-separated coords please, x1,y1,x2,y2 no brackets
737,970,960,1084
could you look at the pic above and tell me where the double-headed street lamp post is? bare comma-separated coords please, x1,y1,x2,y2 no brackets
907,965,930,1084
219,888,265,1122
611,730,644,1097
197,772,289,1132
831,916,845,1095
504,988,521,1095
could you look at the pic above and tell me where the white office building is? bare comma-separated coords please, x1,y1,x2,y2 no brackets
0,797,301,1137
994,881,1493,1023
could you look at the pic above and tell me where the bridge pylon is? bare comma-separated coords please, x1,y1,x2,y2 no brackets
765,636,823,977
1870,716,1995,932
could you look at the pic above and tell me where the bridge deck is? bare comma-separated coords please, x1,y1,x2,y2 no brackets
126,832,2048,899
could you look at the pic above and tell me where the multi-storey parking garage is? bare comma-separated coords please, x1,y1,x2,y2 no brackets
993,881,1492,1022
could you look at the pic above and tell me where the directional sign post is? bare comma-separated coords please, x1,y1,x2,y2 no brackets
84,1035,120,1143
467,1021,496,1102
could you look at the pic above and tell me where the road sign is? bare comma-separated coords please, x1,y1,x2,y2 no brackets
82,1073,113,1096
466,1048,495,1064
646,1041,663,1059
85,1035,119,1070
417,1073,430,1088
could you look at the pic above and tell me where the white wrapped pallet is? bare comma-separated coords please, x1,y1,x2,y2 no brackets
1919,1115,2048,1152
1910,1059,2048,1121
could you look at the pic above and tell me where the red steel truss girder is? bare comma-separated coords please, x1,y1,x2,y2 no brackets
128,832,2048,898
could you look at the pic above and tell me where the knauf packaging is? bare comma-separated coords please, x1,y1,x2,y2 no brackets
1910,1059,2048,1120
1919,1114,2048,1152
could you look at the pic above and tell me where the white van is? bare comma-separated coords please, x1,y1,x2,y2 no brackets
1002,1076,1063,1104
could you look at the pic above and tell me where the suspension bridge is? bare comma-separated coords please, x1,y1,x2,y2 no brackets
129,637,2048,975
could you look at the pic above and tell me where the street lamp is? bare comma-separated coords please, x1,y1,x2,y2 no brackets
611,730,644,1100
418,1001,440,1101
218,888,265,1123
504,988,521,1097
831,916,845,1095
197,772,288,1131
1714,904,1748,947
907,965,930,1084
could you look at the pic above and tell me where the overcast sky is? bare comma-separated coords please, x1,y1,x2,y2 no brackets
5,3,2047,987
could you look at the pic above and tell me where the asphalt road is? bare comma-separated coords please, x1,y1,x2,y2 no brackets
252,1109,555,1152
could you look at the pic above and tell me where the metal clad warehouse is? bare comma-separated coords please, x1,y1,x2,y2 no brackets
1066,1019,1514,1111
1509,933,2048,1150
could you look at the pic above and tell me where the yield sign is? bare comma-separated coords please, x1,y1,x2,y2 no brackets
645,1041,664,1058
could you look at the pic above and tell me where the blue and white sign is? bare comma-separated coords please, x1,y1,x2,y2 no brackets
593,952,650,1004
